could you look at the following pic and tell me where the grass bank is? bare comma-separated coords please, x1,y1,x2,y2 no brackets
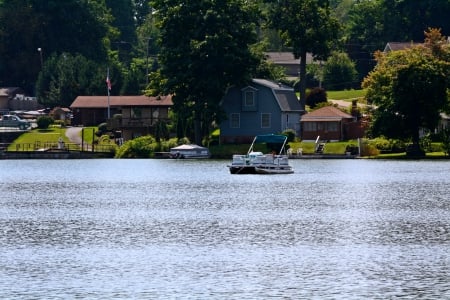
209,140,359,158
327,89,366,100
7,126,97,151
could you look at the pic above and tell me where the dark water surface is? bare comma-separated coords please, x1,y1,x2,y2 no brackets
1,159,450,299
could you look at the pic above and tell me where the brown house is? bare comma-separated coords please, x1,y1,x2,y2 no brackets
50,107,72,125
300,106,365,141
70,95,173,140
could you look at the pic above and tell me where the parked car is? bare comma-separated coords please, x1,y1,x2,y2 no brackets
0,114,31,130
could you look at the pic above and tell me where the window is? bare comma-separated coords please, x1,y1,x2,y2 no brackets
131,107,142,118
303,122,317,131
327,122,338,132
244,91,255,106
230,113,240,128
261,113,271,128
241,87,258,111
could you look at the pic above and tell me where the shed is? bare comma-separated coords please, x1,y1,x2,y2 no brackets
300,106,364,141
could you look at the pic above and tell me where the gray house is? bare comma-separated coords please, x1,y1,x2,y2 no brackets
220,79,304,144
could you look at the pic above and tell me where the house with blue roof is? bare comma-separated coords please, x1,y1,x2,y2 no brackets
220,79,304,144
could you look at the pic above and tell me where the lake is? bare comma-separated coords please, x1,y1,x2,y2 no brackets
1,158,450,299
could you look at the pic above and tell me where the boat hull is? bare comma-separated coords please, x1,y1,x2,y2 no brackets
228,165,294,174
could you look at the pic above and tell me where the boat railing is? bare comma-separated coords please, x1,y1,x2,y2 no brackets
232,153,290,166
232,154,246,165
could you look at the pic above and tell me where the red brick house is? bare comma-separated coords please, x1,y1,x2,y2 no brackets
300,106,365,141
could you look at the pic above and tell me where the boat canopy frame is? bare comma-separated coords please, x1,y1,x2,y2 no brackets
247,134,288,155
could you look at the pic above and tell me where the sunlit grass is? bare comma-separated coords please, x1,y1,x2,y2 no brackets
327,89,366,100
7,126,98,151
8,126,68,151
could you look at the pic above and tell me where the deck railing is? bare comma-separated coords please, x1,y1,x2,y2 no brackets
1,141,115,153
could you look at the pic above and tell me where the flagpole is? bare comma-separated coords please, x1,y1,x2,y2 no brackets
107,68,111,119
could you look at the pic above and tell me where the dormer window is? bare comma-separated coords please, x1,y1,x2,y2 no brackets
244,91,255,106
241,86,258,111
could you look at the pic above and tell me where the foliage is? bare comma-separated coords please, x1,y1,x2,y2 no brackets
106,0,137,49
323,51,358,90
115,135,157,158
0,0,112,93
369,137,406,153
36,115,54,129
149,0,260,145
281,129,296,142
441,129,450,156
306,87,327,108
267,0,340,110
362,29,450,151
36,53,119,107
345,0,450,82
359,140,380,157
250,41,287,82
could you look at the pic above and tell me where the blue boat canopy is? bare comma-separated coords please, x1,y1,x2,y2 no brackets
253,134,287,144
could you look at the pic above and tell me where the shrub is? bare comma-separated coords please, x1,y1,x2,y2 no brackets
282,129,296,142
115,135,157,158
360,140,380,156
36,115,54,129
306,87,327,108
441,129,450,156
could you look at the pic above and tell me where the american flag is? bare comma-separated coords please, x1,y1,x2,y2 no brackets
106,69,112,91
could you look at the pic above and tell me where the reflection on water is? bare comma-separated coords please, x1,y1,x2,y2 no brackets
1,159,450,298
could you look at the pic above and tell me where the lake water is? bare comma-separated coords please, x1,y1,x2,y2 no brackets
1,158,450,299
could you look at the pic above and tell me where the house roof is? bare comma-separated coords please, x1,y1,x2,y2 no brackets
70,95,173,109
50,107,71,113
301,106,353,122
383,42,421,52
252,79,303,112
265,52,315,65
0,87,22,97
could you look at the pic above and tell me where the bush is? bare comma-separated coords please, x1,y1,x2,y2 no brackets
36,115,54,129
360,140,380,156
115,135,157,158
371,137,406,153
282,129,296,142
306,87,327,108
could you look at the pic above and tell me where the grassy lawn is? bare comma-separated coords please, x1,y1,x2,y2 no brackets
327,89,366,100
375,152,448,159
7,126,98,151
8,126,69,151
210,140,359,157
289,140,357,155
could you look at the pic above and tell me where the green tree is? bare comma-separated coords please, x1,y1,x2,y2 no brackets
36,53,122,107
0,0,113,93
106,0,137,45
115,135,157,158
149,0,260,145
306,87,327,109
362,29,450,156
382,0,450,43
345,0,450,82
267,0,340,110
323,51,358,90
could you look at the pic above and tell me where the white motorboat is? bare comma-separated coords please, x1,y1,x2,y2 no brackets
228,134,294,174
169,144,210,159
